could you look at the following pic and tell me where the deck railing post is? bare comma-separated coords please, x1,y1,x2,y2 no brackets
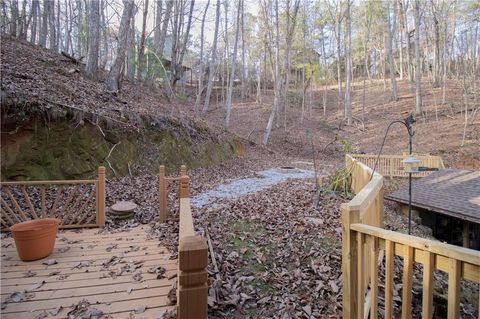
178,235,208,319
159,165,167,223
97,166,106,227
180,175,189,199
341,203,360,319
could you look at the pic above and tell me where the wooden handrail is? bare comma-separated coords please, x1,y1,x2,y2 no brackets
158,165,208,318
177,172,208,319
349,153,444,178
350,224,480,266
0,167,106,229
342,155,477,319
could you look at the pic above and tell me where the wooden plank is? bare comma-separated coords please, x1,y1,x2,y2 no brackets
2,295,172,319
422,251,434,319
179,198,194,237
1,258,176,279
369,237,378,319
1,263,177,286
1,241,161,255
348,177,383,213
1,270,176,294
1,246,169,266
1,180,97,186
378,240,479,282
1,254,173,274
401,245,414,319
351,224,480,266
385,240,394,319
96,167,106,227
357,232,365,318
1,286,172,314
341,204,359,319
447,259,461,319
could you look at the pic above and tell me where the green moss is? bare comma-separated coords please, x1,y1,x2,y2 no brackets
1,119,238,180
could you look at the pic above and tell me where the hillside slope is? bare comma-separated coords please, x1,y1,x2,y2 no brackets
1,36,241,180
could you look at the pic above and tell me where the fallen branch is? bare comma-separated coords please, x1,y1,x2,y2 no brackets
105,142,121,177
206,228,221,282
61,51,84,64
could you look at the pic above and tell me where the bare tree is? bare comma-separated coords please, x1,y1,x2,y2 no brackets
202,0,221,114
86,0,100,80
386,0,398,100
170,0,195,91
194,0,210,115
48,0,56,51
225,0,242,127
39,0,48,47
137,0,149,80
30,0,39,44
344,0,352,125
413,0,422,115
106,0,136,93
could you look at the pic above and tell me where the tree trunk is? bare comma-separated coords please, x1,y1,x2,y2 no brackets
105,0,136,93
414,0,422,115
126,16,136,81
30,0,39,43
137,0,149,81
202,0,221,114
170,0,195,91
39,0,48,47
48,0,56,51
387,0,398,100
344,0,352,125
194,0,210,115
86,0,100,80
9,0,18,36
225,0,242,128
240,0,246,100
99,0,108,69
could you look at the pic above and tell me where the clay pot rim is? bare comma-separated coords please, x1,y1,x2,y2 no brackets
10,218,61,232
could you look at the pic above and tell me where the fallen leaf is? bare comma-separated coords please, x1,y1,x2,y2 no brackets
27,280,46,291
42,259,57,266
134,305,147,314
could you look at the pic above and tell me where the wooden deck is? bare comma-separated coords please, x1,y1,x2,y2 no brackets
1,226,177,318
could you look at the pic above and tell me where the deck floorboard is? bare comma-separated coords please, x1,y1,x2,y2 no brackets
1,226,177,318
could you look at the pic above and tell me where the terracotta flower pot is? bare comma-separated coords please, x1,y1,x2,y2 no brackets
10,218,61,261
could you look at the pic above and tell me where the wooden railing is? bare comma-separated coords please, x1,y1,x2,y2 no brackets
341,155,479,319
350,153,445,178
0,167,106,229
159,165,208,319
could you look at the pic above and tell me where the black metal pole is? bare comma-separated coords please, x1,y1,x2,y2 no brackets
408,125,413,235
408,172,412,234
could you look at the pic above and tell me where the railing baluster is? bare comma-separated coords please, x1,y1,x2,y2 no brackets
0,197,22,224
41,186,46,218
401,245,414,319
370,236,379,319
0,207,15,226
21,185,38,219
49,186,64,218
422,251,434,319
69,189,95,224
58,185,80,223
447,259,461,319
385,240,394,319
357,232,365,317
5,187,28,221
62,185,89,224
0,216,8,228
